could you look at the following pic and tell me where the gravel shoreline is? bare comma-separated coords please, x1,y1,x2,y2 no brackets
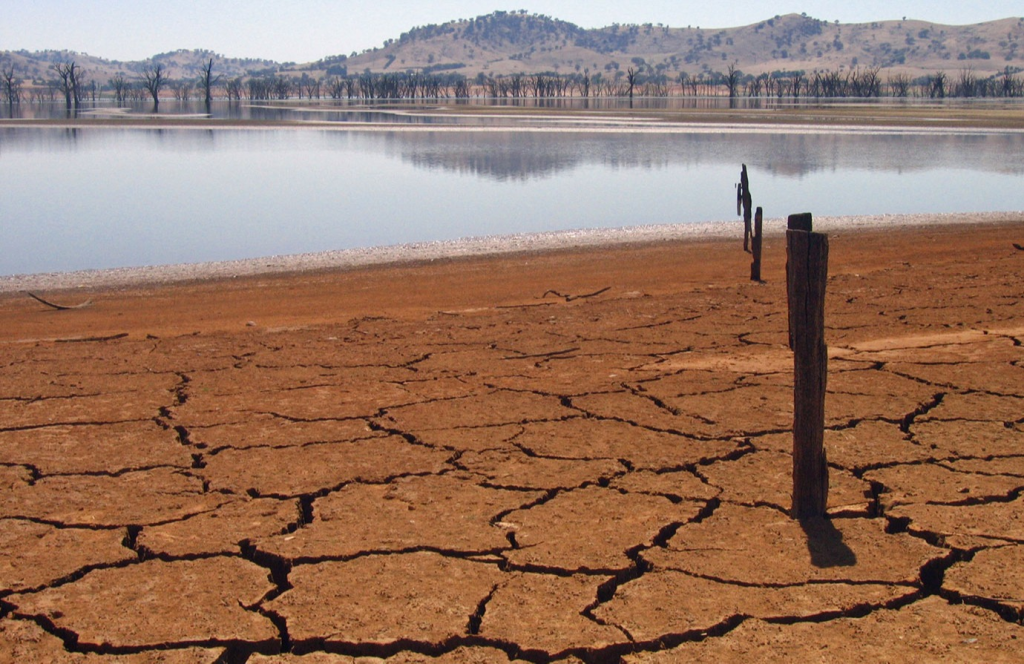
2,211,1021,294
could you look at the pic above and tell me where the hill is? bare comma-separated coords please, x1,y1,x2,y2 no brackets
3,11,1024,92
331,11,1024,80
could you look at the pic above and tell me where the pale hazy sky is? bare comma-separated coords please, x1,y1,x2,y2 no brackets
4,0,1023,63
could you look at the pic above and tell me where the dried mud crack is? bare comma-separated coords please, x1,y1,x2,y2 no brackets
1,222,1023,662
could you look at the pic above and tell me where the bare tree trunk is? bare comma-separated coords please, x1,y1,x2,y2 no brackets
141,63,166,109
53,61,77,111
726,64,739,98
626,67,637,108
1,64,21,107
199,58,216,109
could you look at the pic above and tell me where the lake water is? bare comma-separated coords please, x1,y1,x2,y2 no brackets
1,115,1023,277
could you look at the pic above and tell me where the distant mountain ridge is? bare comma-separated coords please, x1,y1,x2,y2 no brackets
337,11,1024,79
3,11,1023,85
0,48,279,83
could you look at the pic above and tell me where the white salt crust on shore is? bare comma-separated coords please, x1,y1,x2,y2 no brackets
2,211,1022,294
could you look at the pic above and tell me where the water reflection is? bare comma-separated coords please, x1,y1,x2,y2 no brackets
1,126,1023,277
6,97,1024,121
368,130,1024,181
3,125,1023,181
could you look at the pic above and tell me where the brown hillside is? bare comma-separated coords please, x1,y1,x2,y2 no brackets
4,12,1024,87
336,12,1024,80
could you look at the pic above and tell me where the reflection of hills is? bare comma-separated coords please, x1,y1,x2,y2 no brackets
392,133,585,181
745,132,1024,178
375,132,679,181
363,130,1024,180
4,125,1022,181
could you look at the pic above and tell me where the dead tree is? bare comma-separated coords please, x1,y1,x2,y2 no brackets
109,73,130,105
53,61,83,111
1000,67,1021,98
225,77,243,101
787,75,801,98
1,64,21,105
688,74,703,97
72,66,85,107
326,76,345,99
172,81,194,101
198,58,217,107
888,73,911,97
141,63,167,109
452,76,471,99
299,73,320,99
725,64,740,98
745,75,763,97
955,67,977,98
273,77,291,100
626,67,638,107
575,69,591,98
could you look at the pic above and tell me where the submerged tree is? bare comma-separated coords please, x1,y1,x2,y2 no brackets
725,64,740,98
626,67,638,106
955,67,977,98
109,73,130,105
888,72,911,97
141,63,167,109
928,71,947,98
999,67,1023,98
225,77,243,101
1,64,21,105
198,58,218,108
52,61,84,111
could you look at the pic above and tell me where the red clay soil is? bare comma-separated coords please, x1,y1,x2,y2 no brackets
0,221,1022,663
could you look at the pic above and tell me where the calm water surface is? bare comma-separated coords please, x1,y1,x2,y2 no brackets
1,124,1023,276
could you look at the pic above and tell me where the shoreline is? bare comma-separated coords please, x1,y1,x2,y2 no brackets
5,119,1024,136
2,211,1021,295
4,97,1024,133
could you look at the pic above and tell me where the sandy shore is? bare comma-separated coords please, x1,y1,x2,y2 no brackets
1,219,1022,661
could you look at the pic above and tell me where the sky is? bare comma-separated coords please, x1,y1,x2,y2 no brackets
4,0,1024,63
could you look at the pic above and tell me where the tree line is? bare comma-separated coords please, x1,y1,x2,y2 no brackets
1,60,218,109
724,65,1024,99
3,59,1024,107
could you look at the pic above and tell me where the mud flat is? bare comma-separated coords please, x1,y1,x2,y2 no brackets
1,218,1022,662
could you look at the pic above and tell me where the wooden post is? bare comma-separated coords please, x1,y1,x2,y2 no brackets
786,213,814,350
787,215,829,520
740,165,753,252
788,212,813,232
750,207,763,281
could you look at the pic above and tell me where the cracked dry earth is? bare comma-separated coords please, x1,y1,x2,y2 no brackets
1,222,1022,663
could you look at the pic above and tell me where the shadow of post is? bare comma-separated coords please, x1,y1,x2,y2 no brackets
800,516,857,568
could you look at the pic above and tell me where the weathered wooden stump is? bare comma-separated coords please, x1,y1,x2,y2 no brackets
786,213,829,519
788,212,813,232
785,213,814,349
750,207,763,282
739,165,753,252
